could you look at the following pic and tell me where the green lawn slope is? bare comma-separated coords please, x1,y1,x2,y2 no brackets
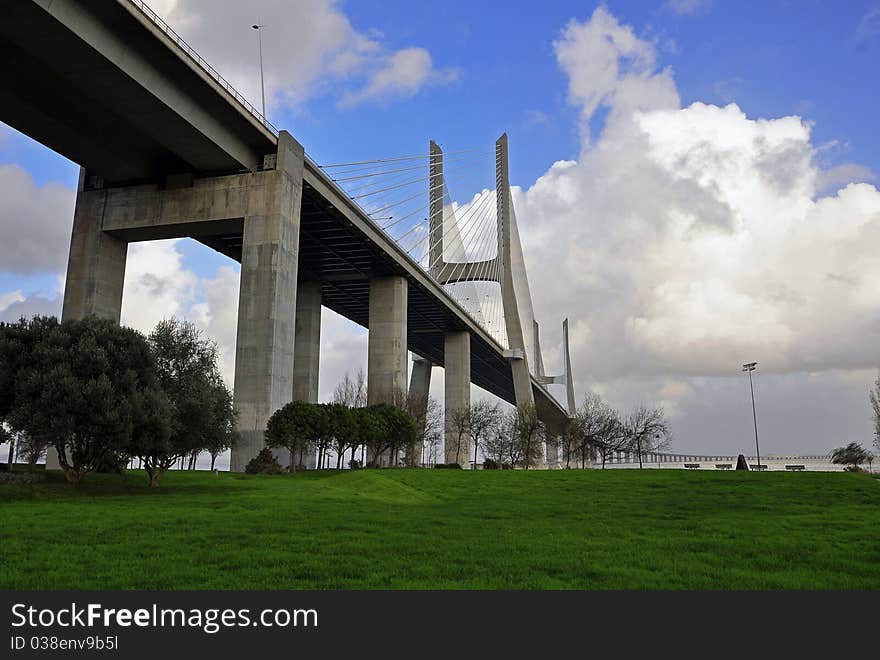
1,468,878,589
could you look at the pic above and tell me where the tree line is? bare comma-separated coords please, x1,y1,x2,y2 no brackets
0,316,236,486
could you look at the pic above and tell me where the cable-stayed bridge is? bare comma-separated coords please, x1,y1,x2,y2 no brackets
0,0,576,469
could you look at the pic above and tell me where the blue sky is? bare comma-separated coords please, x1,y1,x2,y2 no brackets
2,0,880,456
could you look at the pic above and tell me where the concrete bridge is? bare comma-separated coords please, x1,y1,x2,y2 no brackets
1,0,574,470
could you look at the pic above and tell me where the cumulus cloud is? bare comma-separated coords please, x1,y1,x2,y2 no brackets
147,0,456,111
339,47,459,108
0,164,74,274
512,6,880,452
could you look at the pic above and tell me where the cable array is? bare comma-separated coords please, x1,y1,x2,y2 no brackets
317,144,509,347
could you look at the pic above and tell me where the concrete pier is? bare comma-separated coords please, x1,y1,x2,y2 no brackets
367,275,408,466
367,276,409,404
408,356,432,466
284,279,321,470
229,134,304,472
444,330,471,467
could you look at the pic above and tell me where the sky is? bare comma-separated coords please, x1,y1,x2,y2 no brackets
1,0,880,457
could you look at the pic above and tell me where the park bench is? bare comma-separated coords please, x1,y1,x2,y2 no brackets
752,464,768,471
785,464,805,471
715,464,732,470
684,463,700,469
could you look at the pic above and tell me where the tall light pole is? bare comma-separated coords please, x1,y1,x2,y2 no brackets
251,23,266,120
742,362,762,471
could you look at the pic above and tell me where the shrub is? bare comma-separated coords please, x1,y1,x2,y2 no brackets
245,448,285,475
433,462,463,469
482,458,499,470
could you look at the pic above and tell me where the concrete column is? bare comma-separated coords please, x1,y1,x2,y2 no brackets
230,132,304,472
367,275,408,466
61,171,128,323
444,330,471,467
277,279,321,470
407,356,432,466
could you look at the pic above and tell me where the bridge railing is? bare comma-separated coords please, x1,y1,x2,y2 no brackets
126,0,279,137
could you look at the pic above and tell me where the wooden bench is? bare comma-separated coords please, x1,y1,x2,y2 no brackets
715,463,732,470
752,464,768,471
785,464,805,471
684,463,701,469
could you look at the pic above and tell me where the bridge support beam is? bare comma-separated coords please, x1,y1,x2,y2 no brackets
407,356,432,466
545,434,559,469
230,133,305,472
444,331,471,467
61,170,128,323
367,275,408,466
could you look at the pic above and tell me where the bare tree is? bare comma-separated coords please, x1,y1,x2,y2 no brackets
571,393,623,469
446,406,470,466
870,373,880,454
404,392,440,467
511,404,544,469
483,422,517,468
333,369,367,465
333,369,367,408
624,405,671,469
468,400,503,469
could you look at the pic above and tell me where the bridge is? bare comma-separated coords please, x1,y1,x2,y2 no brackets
0,0,576,470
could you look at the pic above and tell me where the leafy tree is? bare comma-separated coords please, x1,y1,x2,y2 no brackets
245,447,285,475
15,431,52,466
134,319,232,486
831,442,870,471
203,382,237,471
361,404,415,467
325,403,354,469
0,316,60,469
264,400,322,472
10,316,165,483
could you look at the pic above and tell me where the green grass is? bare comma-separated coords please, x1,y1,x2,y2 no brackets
1,468,878,589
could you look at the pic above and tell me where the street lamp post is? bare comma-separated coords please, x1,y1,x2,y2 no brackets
251,23,266,120
742,362,762,471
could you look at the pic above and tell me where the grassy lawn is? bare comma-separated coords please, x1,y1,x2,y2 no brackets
1,468,878,589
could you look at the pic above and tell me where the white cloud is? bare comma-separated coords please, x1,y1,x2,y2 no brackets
665,0,713,16
147,0,456,111
0,164,74,274
511,7,880,452
339,47,459,108
0,290,24,312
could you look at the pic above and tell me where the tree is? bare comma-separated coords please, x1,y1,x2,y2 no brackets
483,423,517,468
203,381,238,471
510,404,544,469
10,316,165,483
572,393,623,469
445,407,470,467
870,373,880,455
264,401,322,472
0,316,60,469
134,319,232,486
15,431,52,466
361,404,416,467
332,369,367,408
333,370,367,465
831,442,870,471
325,403,354,469
623,406,670,469
468,400,503,469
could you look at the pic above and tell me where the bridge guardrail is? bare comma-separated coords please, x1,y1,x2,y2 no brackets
126,0,279,137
